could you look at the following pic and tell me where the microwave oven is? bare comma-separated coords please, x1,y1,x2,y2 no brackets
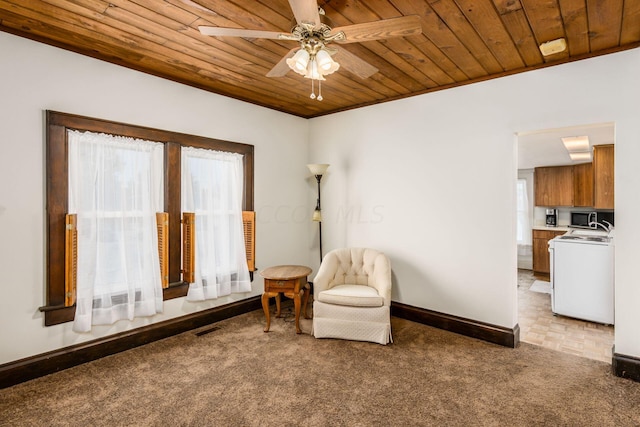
571,211,614,228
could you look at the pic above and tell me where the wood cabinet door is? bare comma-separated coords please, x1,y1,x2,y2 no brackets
534,166,573,206
532,236,551,274
573,162,593,207
534,167,551,206
532,229,566,274
593,144,614,209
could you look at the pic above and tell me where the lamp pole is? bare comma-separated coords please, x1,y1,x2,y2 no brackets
314,174,323,263
307,164,329,263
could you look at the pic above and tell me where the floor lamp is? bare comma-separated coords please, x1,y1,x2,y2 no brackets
307,163,329,263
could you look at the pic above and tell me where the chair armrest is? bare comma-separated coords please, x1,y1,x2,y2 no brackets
312,254,339,298
369,252,392,306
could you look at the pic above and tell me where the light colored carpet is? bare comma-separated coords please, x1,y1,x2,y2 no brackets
529,280,551,294
2,306,640,426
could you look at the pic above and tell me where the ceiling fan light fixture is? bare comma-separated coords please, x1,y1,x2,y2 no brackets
286,45,334,101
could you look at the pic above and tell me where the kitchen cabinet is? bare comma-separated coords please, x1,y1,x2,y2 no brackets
534,166,573,207
573,162,594,207
593,144,614,209
532,229,566,275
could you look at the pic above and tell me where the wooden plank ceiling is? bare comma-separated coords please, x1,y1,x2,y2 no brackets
1,0,639,118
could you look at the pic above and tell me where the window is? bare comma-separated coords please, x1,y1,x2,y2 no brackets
516,178,532,256
68,130,165,332
43,111,254,326
181,146,251,301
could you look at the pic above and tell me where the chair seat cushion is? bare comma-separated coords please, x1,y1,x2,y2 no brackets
317,284,383,307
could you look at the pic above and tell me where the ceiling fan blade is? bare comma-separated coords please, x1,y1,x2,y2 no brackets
332,46,378,79
332,15,422,44
199,26,290,40
288,0,321,27
266,48,298,77
179,0,218,16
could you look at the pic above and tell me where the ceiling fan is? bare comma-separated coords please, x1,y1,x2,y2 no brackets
196,0,422,100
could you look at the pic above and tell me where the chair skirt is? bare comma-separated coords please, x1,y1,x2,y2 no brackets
312,301,392,345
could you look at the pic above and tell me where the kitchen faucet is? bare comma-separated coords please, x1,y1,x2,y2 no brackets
589,221,610,232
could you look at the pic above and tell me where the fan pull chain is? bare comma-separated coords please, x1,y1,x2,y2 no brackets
309,78,323,101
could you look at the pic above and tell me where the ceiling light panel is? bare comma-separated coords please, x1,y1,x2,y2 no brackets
569,152,592,161
561,136,590,152
539,38,567,56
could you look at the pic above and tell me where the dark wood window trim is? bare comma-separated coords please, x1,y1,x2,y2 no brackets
43,111,254,326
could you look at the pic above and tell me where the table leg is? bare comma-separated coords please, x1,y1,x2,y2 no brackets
293,290,302,334
261,292,271,333
302,282,311,319
275,293,282,318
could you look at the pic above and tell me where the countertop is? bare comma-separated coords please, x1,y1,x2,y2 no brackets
532,225,571,232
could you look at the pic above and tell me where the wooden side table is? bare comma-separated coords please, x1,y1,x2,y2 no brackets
260,265,312,334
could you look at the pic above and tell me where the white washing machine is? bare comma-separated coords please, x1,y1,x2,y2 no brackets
548,231,614,325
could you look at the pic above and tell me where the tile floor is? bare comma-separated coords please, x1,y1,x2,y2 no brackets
518,269,614,364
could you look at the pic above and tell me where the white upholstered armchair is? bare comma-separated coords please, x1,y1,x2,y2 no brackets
312,248,392,345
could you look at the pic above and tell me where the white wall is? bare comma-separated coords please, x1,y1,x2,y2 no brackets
3,30,640,365
310,48,640,358
0,32,309,364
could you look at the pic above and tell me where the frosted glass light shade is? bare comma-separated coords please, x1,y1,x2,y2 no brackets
286,49,310,75
304,60,326,80
312,210,322,222
315,49,340,75
307,163,329,175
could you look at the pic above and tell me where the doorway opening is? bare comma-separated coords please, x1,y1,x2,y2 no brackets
516,123,614,364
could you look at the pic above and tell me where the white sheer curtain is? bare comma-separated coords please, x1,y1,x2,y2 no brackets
68,130,164,332
516,178,532,257
181,146,251,301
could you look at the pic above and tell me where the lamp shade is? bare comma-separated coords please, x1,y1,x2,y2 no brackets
307,163,329,175
286,49,310,75
304,59,326,81
315,49,340,75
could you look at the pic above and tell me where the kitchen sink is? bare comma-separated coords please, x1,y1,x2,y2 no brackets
559,235,611,243
567,228,609,237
